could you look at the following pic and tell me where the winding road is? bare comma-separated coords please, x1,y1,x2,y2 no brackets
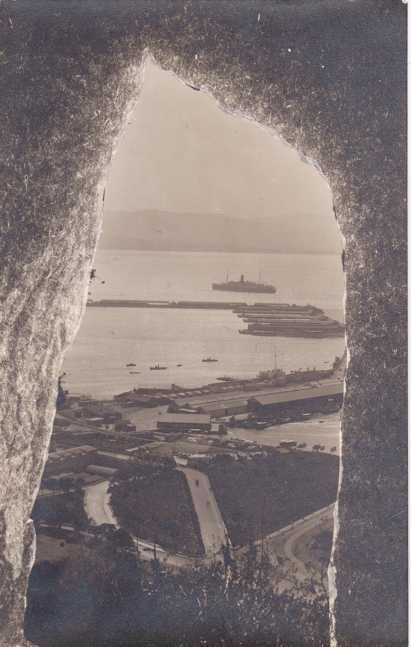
84,480,189,566
84,470,227,567
84,481,119,527
282,505,334,577
84,475,334,579
248,503,335,588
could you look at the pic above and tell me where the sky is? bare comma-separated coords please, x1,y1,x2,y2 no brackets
102,58,340,253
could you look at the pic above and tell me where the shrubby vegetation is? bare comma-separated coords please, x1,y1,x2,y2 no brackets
32,490,89,530
26,535,331,647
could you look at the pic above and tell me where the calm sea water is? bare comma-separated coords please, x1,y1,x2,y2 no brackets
63,250,345,398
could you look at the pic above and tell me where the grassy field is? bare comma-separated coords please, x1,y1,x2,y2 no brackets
35,533,86,564
110,468,204,556
205,451,339,547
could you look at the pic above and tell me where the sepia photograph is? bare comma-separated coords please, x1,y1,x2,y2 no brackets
0,2,407,647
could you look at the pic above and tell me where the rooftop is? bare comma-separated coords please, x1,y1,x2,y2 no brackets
249,382,343,406
48,445,97,459
158,413,211,425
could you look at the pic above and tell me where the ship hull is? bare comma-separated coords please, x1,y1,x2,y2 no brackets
212,283,276,294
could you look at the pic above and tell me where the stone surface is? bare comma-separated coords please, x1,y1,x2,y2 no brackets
0,1,406,646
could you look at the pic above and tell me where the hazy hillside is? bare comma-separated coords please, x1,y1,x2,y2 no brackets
99,210,341,254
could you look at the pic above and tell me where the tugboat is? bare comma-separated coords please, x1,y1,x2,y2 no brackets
150,364,168,370
212,274,276,294
202,357,218,363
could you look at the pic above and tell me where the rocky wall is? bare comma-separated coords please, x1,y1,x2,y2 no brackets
0,1,406,646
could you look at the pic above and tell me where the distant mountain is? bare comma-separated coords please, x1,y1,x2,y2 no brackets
98,210,341,254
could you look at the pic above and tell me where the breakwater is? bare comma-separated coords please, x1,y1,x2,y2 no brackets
87,299,245,310
88,299,344,338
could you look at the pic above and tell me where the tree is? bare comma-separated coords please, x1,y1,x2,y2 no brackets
26,540,331,647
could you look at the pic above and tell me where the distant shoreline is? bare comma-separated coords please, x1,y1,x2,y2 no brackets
97,247,342,257
98,209,342,256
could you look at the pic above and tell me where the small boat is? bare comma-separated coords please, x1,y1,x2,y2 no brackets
129,371,140,375
176,364,183,367
126,363,136,367
202,357,218,363
217,376,234,382
150,364,168,370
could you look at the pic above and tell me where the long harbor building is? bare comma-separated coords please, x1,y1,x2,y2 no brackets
170,378,343,419
248,382,343,417
157,413,212,433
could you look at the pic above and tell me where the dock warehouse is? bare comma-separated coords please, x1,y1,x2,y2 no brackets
248,382,343,416
198,397,249,418
157,413,211,432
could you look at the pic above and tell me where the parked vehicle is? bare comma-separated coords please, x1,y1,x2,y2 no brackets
279,440,297,448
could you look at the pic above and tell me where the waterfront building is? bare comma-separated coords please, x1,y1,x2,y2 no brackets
247,382,343,417
157,413,211,433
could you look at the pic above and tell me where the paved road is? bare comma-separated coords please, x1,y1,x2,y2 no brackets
230,412,341,455
84,471,227,565
281,505,334,579
84,481,119,527
83,480,198,568
249,504,335,589
83,478,334,580
179,467,228,557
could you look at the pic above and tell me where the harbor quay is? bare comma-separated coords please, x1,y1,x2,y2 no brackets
33,360,342,589
46,362,343,487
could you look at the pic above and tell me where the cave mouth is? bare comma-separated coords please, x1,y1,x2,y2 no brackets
65,55,346,399
0,3,405,646
27,55,346,647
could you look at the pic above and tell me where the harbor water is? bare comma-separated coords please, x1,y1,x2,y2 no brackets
63,250,345,398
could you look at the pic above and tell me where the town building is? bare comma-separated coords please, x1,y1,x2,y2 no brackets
157,413,211,433
114,421,137,433
247,382,343,417
44,445,97,476
198,397,248,418
86,465,118,477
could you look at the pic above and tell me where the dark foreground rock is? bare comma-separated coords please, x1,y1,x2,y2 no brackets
0,2,406,645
